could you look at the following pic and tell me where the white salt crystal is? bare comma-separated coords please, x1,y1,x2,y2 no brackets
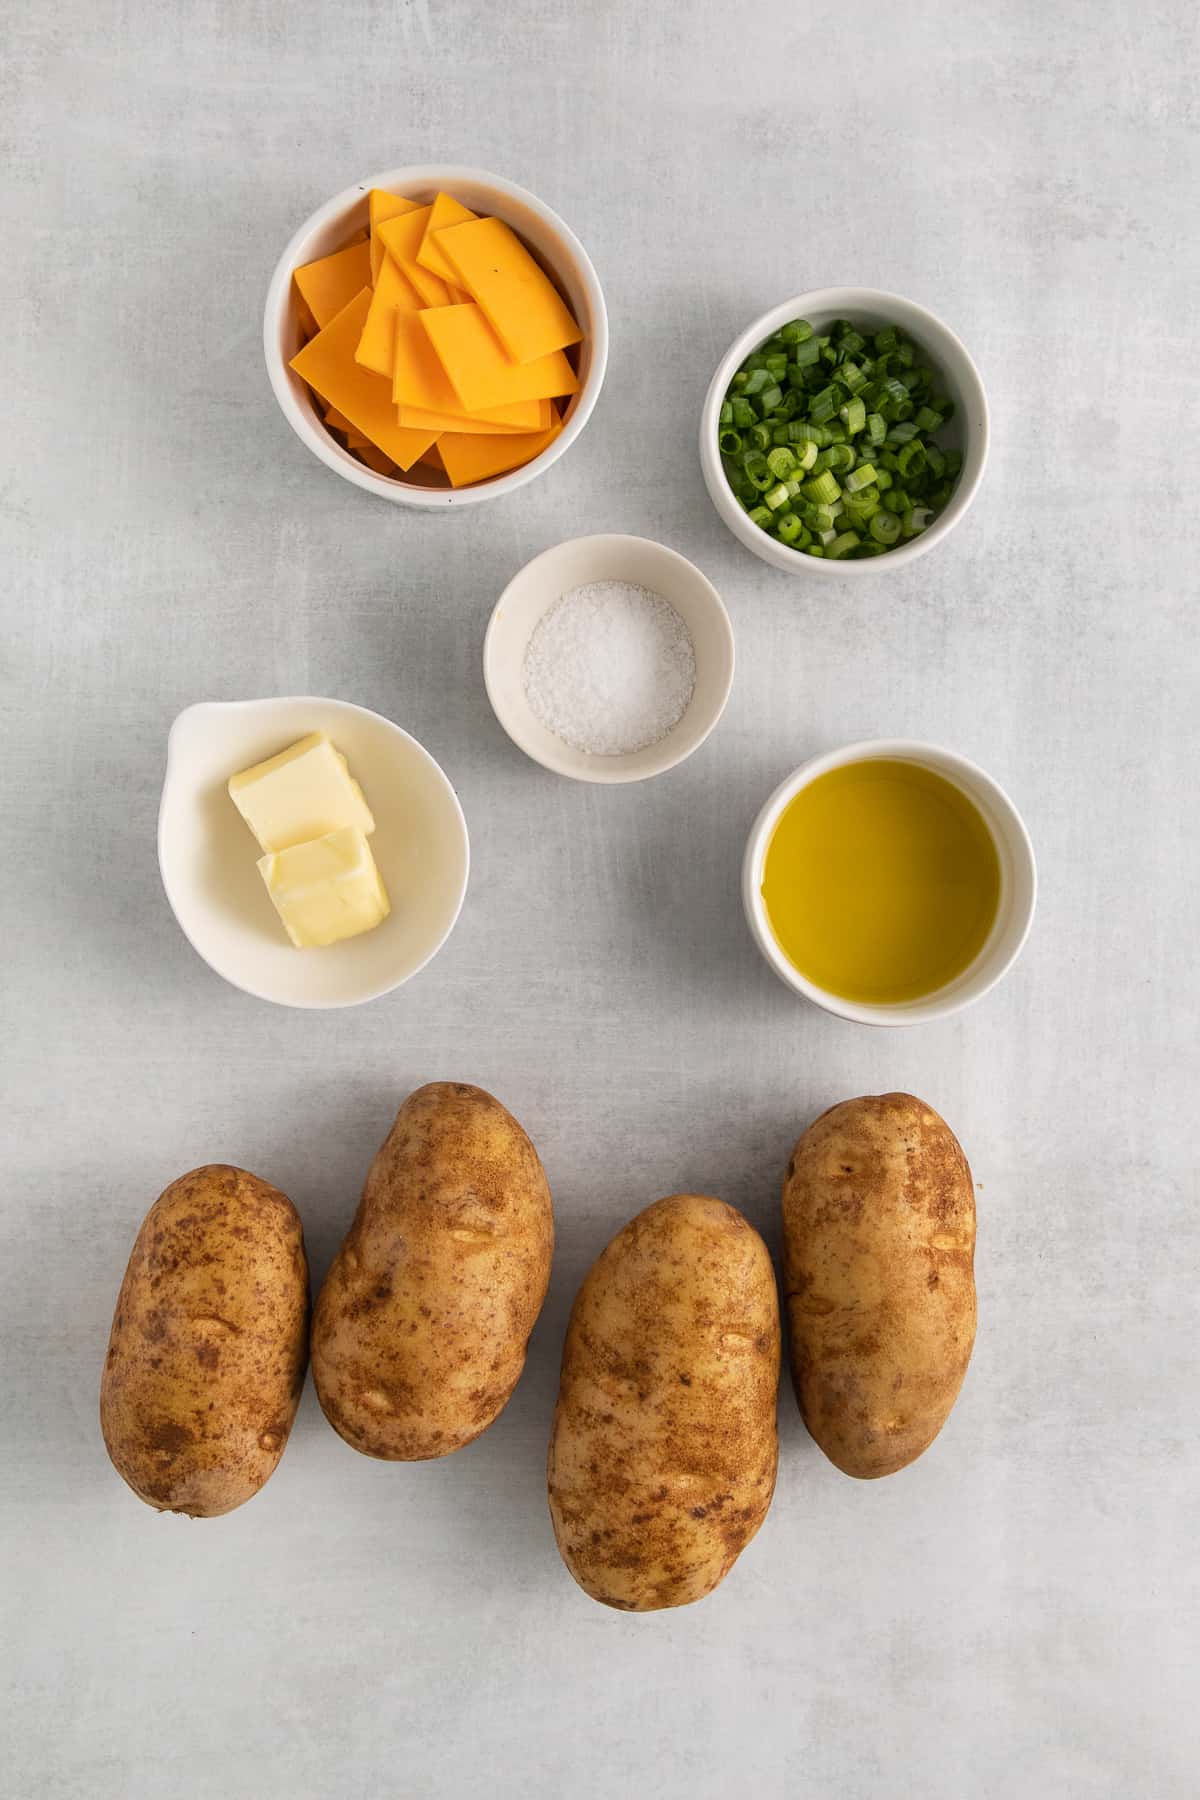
521,581,697,757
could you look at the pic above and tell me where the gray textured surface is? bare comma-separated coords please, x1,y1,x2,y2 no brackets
3,4,1198,1797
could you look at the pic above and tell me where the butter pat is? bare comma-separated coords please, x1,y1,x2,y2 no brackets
228,732,375,853
257,828,390,948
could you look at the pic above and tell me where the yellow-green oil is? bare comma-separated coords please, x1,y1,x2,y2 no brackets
762,759,1001,1003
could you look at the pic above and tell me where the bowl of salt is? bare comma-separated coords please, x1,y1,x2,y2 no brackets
483,534,735,783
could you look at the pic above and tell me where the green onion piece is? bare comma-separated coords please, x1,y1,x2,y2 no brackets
809,386,839,423
887,421,919,444
731,397,756,429
747,505,774,529
755,384,783,415
789,339,821,370
903,506,934,535
896,442,926,479
766,446,797,479
764,482,790,510
764,353,789,379
915,405,943,432
776,512,805,545
719,401,733,428
873,467,893,491
719,429,743,456
886,488,911,513
869,510,901,544
742,451,772,491
805,545,825,556
874,326,899,352
812,448,834,474
826,443,856,473
866,412,886,445
839,361,868,394
784,476,805,498
925,445,946,478
743,367,771,395
825,531,861,559
730,371,750,393
802,469,841,505
779,319,814,345
839,396,867,434
943,449,963,475
844,463,878,492
747,421,772,452
896,344,915,367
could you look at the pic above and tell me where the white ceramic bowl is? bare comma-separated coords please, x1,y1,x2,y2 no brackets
743,739,1035,1025
700,288,988,576
483,534,735,784
159,698,469,1009
264,164,607,507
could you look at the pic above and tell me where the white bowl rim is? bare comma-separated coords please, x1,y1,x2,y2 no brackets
482,532,736,784
263,163,609,509
157,695,471,1009
700,287,989,576
742,736,1037,1025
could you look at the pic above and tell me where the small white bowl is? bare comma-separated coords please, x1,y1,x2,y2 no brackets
743,739,1035,1025
159,698,469,1009
700,288,988,576
483,534,735,784
264,164,607,507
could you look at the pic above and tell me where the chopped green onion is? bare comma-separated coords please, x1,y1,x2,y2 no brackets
802,469,841,505
719,314,962,558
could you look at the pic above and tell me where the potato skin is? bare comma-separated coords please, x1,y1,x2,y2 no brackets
547,1194,780,1612
782,1093,976,1479
311,1082,553,1460
100,1165,310,1517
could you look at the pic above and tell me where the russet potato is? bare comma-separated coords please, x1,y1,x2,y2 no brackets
312,1082,553,1460
547,1194,780,1611
782,1092,976,1479
100,1165,310,1517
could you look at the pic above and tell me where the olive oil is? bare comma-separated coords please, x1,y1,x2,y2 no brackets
762,759,1001,1003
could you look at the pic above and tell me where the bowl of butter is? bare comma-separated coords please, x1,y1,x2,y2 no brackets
158,697,470,1008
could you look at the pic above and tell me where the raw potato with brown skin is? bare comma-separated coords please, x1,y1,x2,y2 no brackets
547,1194,780,1612
100,1165,310,1517
782,1093,976,1479
311,1083,553,1460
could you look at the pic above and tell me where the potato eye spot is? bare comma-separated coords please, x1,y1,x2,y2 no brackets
258,1430,282,1453
361,1389,391,1414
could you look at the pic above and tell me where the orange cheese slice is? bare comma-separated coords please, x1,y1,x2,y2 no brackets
355,255,423,376
418,304,578,412
369,190,420,282
415,443,445,471
355,443,398,476
437,415,564,487
417,193,477,282
433,217,582,364
390,313,549,431
396,404,534,436
376,209,454,308
289,288,438,471
294,241,372,329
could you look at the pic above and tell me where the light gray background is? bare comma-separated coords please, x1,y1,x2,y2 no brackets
3,3,1197,1796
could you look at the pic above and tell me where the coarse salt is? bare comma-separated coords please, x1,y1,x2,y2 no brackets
521,581,697,756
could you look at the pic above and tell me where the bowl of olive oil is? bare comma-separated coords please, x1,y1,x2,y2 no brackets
743,741,1036,1025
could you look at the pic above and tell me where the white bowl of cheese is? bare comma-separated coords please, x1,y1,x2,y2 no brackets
263,164,608,507
158,697,470,1008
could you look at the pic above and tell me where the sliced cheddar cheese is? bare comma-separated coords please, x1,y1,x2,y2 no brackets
369,190,420,282
355,254,423,376
433,217,582,364
355,443,398,475
376,209,454,308
294,241,373,330
417,193,477,283
289,288,439,471
397,405,531,436
418,303,578,412
437,415,564,488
